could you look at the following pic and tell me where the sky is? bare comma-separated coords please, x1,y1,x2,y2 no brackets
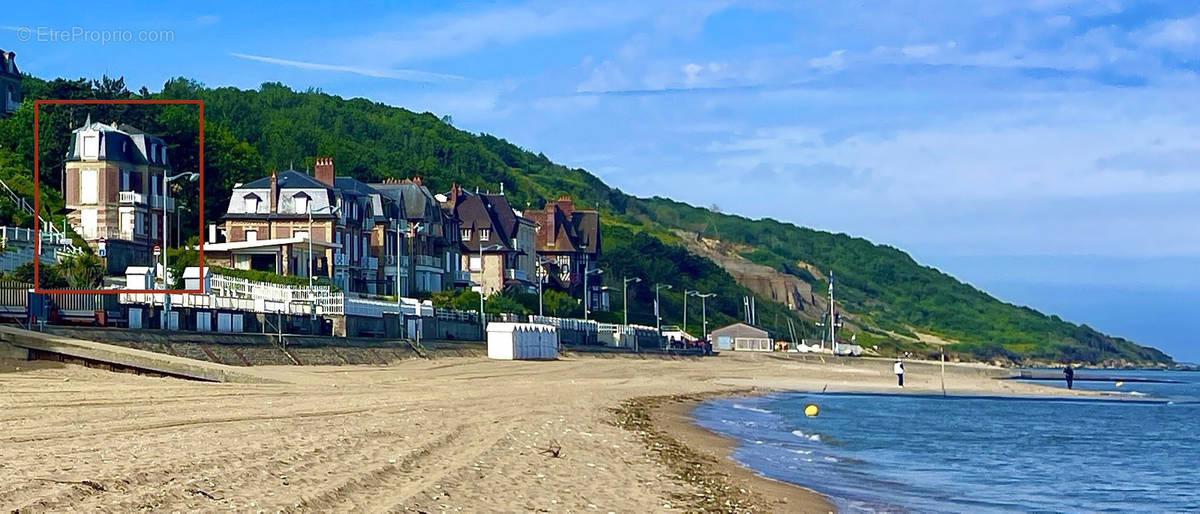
4,1,1199,361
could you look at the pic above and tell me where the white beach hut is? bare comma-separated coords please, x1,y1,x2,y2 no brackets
487,322,558,360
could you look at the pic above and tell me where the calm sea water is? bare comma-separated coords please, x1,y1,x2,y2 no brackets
693,370,1200,513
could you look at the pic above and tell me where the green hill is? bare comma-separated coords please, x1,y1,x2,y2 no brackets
0,75,1172,365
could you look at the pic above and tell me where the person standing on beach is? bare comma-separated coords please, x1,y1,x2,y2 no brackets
894,358,905,388
1064,364,1075,390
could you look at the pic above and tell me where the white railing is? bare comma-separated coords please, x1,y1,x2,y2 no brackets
344,297,400,317
385,254,396,265
453,270,471,282
148,195,176,211
118,191,143,204
506,268,529,281
333,253,349,266
365,256,379,270
209,273,344,315
414,255,442,268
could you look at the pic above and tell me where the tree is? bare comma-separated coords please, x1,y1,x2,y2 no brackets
63,253,104,289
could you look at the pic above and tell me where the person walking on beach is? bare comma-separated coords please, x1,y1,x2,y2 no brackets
1064,364,1075,390
894,358,905,388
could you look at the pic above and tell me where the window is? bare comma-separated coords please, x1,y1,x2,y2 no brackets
293,230,309,240
469,255,482,271
245,229,258,242
479,228,491,241
461,228,471,241
244,194,259,213
120,211,134,236
82,134,98,158
161,146,167,164
80,209,97,238
294,193,310,214
80,169,98,204
150,144,157,162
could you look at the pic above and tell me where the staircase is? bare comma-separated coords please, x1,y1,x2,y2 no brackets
0,176,83,264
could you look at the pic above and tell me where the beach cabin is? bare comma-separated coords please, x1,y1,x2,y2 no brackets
487,322,558,360
710,323,773,352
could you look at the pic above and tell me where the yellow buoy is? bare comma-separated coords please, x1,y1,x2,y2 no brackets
1115,381,1124,387
804,403,820,417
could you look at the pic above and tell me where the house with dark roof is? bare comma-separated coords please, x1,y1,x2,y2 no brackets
210,157,396,294
370,177,465,294
0,49,19,116
524,194,603,308
442,184,537,296
63,115,179,272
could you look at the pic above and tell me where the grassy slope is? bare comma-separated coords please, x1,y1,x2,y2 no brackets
0,76,1172,364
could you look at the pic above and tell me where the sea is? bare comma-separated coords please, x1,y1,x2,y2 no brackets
692,370,1200,513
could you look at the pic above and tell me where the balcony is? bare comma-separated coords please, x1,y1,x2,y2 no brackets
83,225,137,241
414,255,442,269
118,191,144,204
333,253,349,266
505,268,529,281
453,270,471,283
365,256,379,270
385,254,396,265
148,195,176,211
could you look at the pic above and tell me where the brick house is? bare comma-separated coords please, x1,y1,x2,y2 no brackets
370,178,466,295
63,115,178,272
443,185,536,297
209,157,393,294
524,194,604,309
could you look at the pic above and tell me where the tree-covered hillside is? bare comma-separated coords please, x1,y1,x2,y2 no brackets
0,75,1172,365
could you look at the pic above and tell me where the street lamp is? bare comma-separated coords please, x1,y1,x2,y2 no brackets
654,283,672,332
689,291,716,342
622,276,641,327
308,204,341,319
161,171,197,330
582,268,603,320
684,290,698,335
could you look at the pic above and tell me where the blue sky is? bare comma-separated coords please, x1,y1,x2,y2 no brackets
5,1,1199,361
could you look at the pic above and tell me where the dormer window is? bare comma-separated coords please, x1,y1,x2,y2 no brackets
461,228,472,241
294,192,310,214
480,228,491,241
82,134,98,158
244,193,261,213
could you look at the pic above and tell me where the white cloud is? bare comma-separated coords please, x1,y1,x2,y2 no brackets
229,53,463,83
1140,16,1200,52
809,49,846,70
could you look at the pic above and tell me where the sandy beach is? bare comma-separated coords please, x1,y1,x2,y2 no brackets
1,351,1085,512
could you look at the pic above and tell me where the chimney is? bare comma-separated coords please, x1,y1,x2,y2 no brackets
269,169,278,213
314,156,334,186
555,194,574,217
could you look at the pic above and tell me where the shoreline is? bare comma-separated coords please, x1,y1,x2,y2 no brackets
632,365,1145,514
3,351,1127,511
622,391,834,513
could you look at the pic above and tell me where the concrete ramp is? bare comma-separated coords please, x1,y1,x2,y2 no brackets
0,326,277,383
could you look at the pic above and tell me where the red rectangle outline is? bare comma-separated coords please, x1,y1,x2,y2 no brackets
33,99,205,294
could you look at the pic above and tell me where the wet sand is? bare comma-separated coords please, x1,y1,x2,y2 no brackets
0,351,1083,512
